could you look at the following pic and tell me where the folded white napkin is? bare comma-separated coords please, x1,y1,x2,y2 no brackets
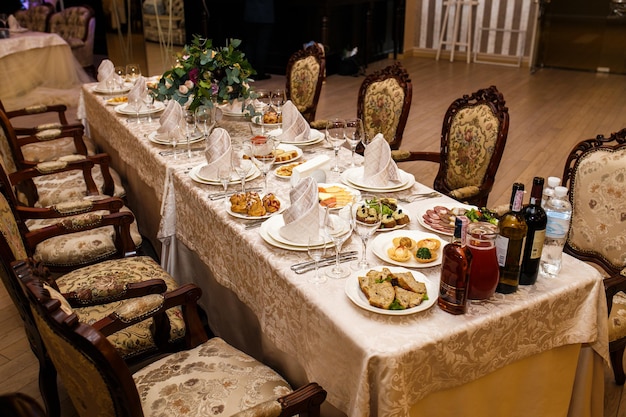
126,76,147,110
8,15,21,30
363,134,401,187
199,128,232,180
157,100,183,135
279,176,322,244
275,101,310,143
96,59,115,89
289,155,330,187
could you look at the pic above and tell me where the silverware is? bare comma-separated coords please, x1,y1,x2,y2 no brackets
293,254,359,274
291,251,358,272
159,147,204,156
397,191,441,203
244,219,267,230
209,187,262,201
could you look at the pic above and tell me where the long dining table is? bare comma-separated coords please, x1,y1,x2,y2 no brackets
82,84,609,417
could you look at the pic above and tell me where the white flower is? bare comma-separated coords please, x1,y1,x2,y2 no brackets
184,80,194,89
179,85,189,95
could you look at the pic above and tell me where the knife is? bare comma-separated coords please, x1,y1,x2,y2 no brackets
159,147,204,156
209,187,263,201
291,251,358,271
293,255,359,274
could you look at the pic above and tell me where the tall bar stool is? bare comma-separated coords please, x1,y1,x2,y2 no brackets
436,0,479,63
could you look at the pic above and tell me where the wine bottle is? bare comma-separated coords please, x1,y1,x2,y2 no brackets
520,177,547,285
495,183,528,294
438,215,473,315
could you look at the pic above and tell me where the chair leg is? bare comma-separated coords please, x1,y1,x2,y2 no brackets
610,347,626,385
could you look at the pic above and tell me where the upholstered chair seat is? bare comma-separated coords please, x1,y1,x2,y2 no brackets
14,4,55,32
285,46,325,123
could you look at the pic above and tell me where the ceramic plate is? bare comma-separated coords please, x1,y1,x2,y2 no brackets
317,183,361,209
93,83,132,94
251,115,281,131
273,161,305,179
147,130,204,145
259,220,330,252
265,215,336,247
273,144,303,165
226,194,284,219
277,129,325,146
416,203,476,236
342,167,415,192
344,266,438,315
189,164,259,185
375,204,410,232
370,230,445,268
114,101,165,115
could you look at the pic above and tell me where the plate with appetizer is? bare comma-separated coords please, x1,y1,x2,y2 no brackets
318,183,360,209
416,203,478,236
105,96,128,106
226,191,283,219
243,144,302,165
274,161,305,179
356,197,411,232
345,266,437,315
371,230,445,268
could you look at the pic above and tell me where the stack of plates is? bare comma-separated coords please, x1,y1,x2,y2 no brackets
341,167,415,192
147,130,204,145
259,215,343,252
93,83,133,94
189,163,260,185
114,102,165,115
272,129,325,146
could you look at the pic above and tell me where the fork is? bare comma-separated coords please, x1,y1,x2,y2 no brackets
397,191,441,203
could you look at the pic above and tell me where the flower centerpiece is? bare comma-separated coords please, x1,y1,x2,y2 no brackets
151,36,256,112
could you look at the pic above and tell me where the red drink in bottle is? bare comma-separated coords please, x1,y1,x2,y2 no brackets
467,222,499,300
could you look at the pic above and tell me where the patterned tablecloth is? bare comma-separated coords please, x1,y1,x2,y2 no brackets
83,84,609,417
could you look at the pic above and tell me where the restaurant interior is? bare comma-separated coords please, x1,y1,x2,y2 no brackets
1,0,626,416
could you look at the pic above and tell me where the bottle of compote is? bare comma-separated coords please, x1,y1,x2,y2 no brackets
438,215,472,315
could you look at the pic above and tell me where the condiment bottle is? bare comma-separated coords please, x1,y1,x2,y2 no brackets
495,183,528,294
438,215,472,314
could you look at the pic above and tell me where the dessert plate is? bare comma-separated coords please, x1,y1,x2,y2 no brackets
114,102,165,115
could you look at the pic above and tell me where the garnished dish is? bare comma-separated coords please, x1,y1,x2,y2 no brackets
274,161,304,178
368,197,410,231
318,184,358,209
371,230,444,268
243,144,301,164
418,204,498,235
344,266,437,315
106,96,128,105
228,191,282,219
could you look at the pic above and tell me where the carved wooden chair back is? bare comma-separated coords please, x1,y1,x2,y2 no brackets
285,45,326,123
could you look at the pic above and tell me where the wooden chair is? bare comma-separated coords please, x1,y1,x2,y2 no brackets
17,261,328,417
357,62,412,151
48,5,96,70
561,128,626,385
0,393,47,417
285,45,326,123
14,3,55,32
393,85,509,207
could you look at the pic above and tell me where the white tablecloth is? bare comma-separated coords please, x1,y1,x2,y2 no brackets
83,84,610,417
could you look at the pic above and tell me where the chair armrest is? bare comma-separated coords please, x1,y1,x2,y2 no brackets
604,271,626,314
392,150,441,163
63,278,168,307
14,126,89,159
5,103,70,126
277,382,327,417
16,196,125,219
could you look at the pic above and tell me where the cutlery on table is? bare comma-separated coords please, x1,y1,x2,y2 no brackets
159,147,204,157
292,251,359,274
397,191,441,203
208,187,262,201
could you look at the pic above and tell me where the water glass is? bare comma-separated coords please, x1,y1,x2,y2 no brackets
128,96,142,123
326,118,346,173
195,105,215,139
345,118,364,168
250,137,276,195
232,149,253,193
183,110,196,158
307,236,328,284
126,64,141,84
323,205,353,279
352,195,381,269
218,165,232,199
144,93,155,123
114,66,126,88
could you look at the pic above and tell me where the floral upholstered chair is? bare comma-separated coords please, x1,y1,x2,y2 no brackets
48,6,96,69
393,85,509,208
19,262,327,417
561,128,626,385
14,3,55,32
285,45,326,123
357,62,412,151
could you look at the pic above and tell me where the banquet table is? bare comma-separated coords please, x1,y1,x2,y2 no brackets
0,30,89,104
82,84,610,417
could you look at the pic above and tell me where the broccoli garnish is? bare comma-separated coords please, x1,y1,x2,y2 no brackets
415,247,432,259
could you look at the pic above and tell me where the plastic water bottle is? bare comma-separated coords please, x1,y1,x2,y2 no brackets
540,186,571,277
541,176,561,208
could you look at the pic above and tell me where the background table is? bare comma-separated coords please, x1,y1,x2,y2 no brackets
83,85,609,417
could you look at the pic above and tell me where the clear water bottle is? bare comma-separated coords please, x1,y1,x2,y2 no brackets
540,186,571,277
541,176,561,208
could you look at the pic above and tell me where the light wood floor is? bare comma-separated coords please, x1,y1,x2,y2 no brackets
1,53,626,416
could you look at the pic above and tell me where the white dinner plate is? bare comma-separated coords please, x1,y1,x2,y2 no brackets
371,230,445,268
226,194,285,220
276,129,325,146
345,266,438,315
342,167,415,192
114,101,165,115
273,144,303,165
189,164,260,185
259,218,331,252
251,115,282,131
375,204,410,232
147,130,204,145
265,214,336,247
416,202,476,236
105,97,128,106
273,161,305,179
93,83,133,94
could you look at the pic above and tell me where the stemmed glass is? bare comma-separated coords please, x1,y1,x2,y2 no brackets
195,105,215,141
307,236,328,284
128,96,142,124
232,148,254,193
361,131,375,151
126,64,141,84
169,125,182,159
323,205,353,279
271,89,287,117
182,110,196,158
326,119,346,173
144,91,155,123
114,66,126,90
250,137,276,195
218,165,232,200
345,118,364,168
352,195,382,269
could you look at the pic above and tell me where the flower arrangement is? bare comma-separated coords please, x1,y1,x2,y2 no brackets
151,36,256,111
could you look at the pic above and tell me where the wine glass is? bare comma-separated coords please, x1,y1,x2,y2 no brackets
345,118,364,168
218,165,232,200
169,125,182,159
195,105,215,140
125,64,141,84
114,66,126,89
307,236,328,284
361,131,375,150
254,89,272,114
144,92,156,123
271,89,287,116
326,118,346,173
250,137,276,195
352,195,382,269
232,148,254,193
128,95,143,124
323,205,353,279
182,109,196,158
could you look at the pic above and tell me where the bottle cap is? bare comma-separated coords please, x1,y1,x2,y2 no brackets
547,177,561,188
554,186,568,198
